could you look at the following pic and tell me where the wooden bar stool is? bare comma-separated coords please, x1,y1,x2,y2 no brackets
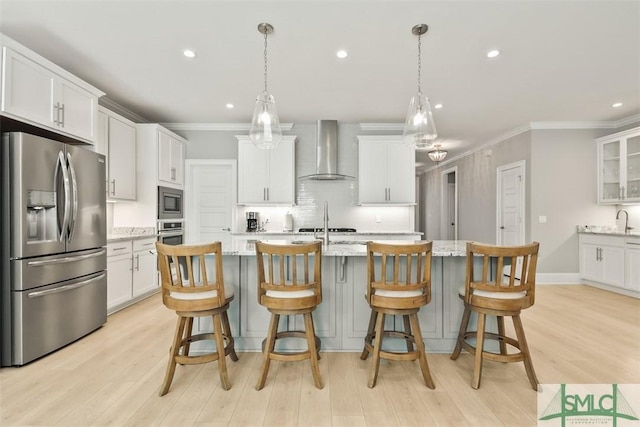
254,241,323,390
450,241,540,390
360,241,435,389
156,242,238,395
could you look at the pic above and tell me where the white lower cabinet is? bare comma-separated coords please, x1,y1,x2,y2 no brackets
625,239,640,293
107,238,158,313
579,234,626,289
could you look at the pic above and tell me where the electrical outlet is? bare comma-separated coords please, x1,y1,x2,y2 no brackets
375,215,382,223
539,215,547,224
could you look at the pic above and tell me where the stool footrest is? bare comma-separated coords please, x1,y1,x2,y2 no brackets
460,331,526,363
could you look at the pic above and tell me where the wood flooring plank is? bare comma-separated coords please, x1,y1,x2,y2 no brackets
194,352,259,426
297,352,332,427
262,361,303,427
328,353,364,418
352,353,402,427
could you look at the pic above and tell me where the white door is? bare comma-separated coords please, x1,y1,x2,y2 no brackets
441,167,458,240
185,160,236,248
497,161,525,246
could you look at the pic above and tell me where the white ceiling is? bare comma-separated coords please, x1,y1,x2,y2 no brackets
1,1,639,166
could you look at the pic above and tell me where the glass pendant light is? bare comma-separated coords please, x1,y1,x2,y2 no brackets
427,144,447,164
403,24,437,149
249,23,282,149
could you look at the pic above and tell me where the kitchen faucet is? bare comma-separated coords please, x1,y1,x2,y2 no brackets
616,209,633,234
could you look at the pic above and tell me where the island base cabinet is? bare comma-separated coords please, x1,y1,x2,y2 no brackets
189,256,241,354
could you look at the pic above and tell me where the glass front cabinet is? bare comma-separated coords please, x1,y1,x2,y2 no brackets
597,127,640,204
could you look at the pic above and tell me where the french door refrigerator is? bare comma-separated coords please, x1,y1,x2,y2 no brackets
1,132,107,366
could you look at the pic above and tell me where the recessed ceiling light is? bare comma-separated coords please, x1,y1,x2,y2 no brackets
183,49,196,58
486,49,500,58
336,49,348,59
612,102,623,108
434,103,443,109
226,103,234,109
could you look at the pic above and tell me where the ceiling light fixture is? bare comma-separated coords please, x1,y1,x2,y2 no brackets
336,49,348,59
403,24,437,149
226,103,234,109
183,49,196,58
427,144,447,164
487,49,500,58
434,103,443,109
249,23,282,149
612,102,623,108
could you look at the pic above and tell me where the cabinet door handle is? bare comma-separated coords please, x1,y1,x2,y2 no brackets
135,254,140,271
267,188,269,201
59,103,65,127
53,103,60,125
111,179,116,196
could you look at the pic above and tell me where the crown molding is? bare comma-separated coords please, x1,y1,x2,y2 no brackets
98,97,150,123
162,123,294,131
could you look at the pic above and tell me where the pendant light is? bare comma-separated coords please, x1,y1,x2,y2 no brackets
427,144,447,164
249,23,282,149
403,24,437,149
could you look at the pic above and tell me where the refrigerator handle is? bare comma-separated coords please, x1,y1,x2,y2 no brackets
55,151,71,241
27,273,106,298
66,152,79,241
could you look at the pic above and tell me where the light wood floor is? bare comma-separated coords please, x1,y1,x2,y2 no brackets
1,285,639,426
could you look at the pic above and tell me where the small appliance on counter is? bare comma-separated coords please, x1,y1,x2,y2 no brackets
283,212,294,232
246,212,259,232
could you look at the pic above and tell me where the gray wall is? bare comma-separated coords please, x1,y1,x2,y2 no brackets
421,123,640,275
422,131,531,243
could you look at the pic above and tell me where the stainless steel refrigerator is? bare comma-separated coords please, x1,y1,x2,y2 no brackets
1,132,107,366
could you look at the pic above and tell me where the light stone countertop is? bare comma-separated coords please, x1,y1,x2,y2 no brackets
232,231,422,237
220,239,468,257
107,227,157,243
576,225,640,237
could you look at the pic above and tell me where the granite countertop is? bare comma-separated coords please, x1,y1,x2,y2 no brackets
220,239,467,257
576,225,640,237
232,231,423,237
107,227,157,243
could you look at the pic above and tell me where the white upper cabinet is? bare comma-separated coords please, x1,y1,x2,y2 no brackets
597,126,640,204
158,129,185,187
357,136,415,204
97,107,136,200
237,135,296,205
0,34,104,143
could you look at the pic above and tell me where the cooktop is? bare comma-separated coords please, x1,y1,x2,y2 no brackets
298,228,357,233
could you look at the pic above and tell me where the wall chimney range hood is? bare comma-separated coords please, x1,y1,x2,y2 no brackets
300,120,354,180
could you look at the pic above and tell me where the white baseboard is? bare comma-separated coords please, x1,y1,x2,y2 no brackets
535,273,581,285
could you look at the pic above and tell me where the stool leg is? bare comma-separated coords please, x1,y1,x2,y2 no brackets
513,314,539,391
160,315,187,396
451,304,472,360
403,315,414,353
222,310,239,362
410,313,435,389
213,313,231,390
368,311,385,388
497,316,507,355
360,309,377,360
182,317,194,358
304,312,323,389
256,313,279,390
472,312,487,389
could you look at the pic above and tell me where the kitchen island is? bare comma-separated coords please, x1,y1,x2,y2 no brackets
190,239,474,353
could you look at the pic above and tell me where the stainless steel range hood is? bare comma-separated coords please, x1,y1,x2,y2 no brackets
300,120,354,180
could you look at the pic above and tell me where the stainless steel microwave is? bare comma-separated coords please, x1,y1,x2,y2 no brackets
158,186,183,220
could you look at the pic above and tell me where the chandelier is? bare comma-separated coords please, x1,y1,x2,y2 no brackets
427,144,447,164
